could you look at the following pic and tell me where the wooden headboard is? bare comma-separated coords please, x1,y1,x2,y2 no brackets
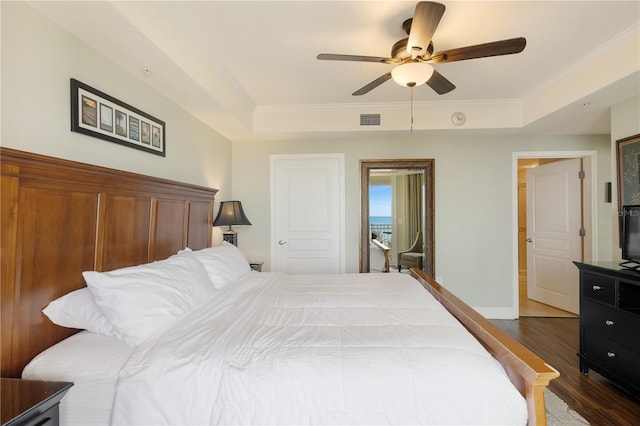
1,148,217,377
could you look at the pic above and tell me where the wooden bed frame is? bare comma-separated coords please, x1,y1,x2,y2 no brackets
1,148,557,425
411,268,559,426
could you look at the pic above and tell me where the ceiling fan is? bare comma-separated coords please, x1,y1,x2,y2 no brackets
317,1,526,96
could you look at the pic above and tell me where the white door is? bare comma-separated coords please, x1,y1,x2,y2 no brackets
526,158,583,314
271,154,345,273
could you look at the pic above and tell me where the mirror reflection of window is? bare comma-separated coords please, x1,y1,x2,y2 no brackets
369,179,392,273
368,169,424,273
369,180,392,246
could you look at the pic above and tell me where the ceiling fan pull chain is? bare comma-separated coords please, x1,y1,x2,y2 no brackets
410,86,414,132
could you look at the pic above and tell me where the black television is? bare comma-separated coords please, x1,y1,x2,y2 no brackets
621,205,640,268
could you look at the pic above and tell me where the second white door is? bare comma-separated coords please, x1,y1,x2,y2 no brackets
526,158,583,314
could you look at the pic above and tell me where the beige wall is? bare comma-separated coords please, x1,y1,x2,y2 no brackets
609,95,640,261
232,134,612,316
1,1,232,206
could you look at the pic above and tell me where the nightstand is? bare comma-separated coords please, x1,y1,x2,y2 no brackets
1,378,73,426
249,262,263,272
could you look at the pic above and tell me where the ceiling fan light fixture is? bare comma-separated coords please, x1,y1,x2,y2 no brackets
391,62,434,87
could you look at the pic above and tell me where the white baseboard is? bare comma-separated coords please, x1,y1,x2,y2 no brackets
473,306,518,320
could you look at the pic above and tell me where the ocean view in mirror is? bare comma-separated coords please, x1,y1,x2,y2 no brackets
370,216,391,224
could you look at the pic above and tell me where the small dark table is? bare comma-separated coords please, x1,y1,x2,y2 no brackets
1,378,73,426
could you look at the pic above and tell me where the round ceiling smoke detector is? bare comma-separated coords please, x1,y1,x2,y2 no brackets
451,111,466,126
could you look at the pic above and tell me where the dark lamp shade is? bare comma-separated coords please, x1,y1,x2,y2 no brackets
213,201,252,227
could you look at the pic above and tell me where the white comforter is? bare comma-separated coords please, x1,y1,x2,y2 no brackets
111,272,527,425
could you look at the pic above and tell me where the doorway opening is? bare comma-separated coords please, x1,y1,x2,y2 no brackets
513,151,595,318
518,158,577,317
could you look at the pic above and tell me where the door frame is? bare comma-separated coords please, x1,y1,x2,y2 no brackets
512,150,596,317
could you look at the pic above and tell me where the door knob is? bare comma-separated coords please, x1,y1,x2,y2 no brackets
526,238,532,243
278,240,288,245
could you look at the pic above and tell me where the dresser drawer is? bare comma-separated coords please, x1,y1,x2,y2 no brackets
582,300,640,352
582,272,616,305
583,330,640,386
17,404,59,426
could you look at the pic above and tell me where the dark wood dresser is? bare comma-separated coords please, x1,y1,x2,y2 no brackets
574,261,640,399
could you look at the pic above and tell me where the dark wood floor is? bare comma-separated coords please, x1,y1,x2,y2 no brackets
493,318,640,426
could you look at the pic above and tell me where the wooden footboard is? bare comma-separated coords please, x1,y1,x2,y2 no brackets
410,268,559,426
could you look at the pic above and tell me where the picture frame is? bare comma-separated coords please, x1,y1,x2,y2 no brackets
70,78,165,157
616,134,640,243
617,134,640,207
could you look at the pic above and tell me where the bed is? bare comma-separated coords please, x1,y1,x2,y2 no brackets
1,148,559,425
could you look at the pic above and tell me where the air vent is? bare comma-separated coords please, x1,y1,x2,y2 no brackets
360,114,381,126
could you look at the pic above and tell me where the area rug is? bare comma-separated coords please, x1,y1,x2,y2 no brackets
546,388,590,425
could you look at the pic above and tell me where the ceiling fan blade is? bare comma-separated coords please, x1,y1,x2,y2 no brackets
426,69,455,95
407,2,446,54
317,53,396,64
430,37,526,64
352,72,393,96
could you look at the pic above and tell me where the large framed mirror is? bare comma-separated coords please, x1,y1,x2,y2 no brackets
360,159,435,276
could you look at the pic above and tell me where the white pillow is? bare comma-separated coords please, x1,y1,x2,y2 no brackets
42,288,117,336
83,253,215,345
181,242,251,289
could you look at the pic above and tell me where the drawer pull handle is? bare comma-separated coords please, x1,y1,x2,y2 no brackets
605,320,615,326
592,285,602,290
33,417,52,426
607,352,616,358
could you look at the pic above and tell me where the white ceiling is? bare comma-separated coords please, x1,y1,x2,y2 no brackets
27,1,640,142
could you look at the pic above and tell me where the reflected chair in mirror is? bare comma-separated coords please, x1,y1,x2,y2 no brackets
397,231,423,272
